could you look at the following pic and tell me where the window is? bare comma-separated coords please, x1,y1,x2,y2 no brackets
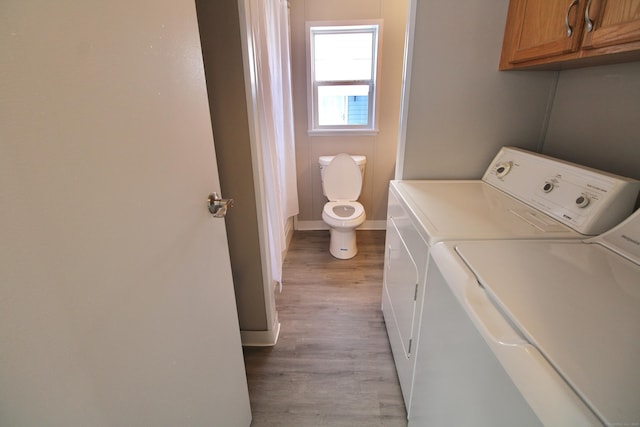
307,22,381,134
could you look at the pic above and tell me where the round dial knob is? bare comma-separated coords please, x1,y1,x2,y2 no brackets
495,161,512,178
575,195,590,208
542,182,554,193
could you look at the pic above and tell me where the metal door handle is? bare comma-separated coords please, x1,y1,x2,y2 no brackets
565,0,579,37
584,0,594,32
208,192,234,218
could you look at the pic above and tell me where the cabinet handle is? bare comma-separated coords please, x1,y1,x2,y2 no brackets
565,0,579,37
584,0,594,32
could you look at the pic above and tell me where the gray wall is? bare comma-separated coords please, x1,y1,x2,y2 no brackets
399,0,640,186
398,0,558,180
196,0,268,332
542,62,640,181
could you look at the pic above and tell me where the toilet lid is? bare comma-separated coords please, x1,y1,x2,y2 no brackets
323,153,363,201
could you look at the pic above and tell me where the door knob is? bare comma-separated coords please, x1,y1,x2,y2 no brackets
208,192,234,218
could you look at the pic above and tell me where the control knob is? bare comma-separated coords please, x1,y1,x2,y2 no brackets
575,195,590,208
495,161,512,178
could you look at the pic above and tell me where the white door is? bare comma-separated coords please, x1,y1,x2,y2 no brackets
0,0,251,426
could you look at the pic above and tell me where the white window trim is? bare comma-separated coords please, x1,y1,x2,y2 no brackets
305,20,383,136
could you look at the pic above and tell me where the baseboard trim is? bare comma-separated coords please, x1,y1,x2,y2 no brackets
360,220,386,230
294,219,386,231
282,217,294,259
241,322,281,347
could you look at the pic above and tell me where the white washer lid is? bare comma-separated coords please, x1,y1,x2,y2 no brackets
390,180,582,245
323,153,362,201
455,239,640,426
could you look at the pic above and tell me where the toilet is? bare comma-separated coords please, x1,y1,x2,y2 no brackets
319,154,366,259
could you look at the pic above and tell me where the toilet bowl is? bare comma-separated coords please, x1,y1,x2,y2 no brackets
319,153,366,259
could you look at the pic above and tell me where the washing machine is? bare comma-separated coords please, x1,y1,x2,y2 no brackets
409,203,640,426
382,146,640,412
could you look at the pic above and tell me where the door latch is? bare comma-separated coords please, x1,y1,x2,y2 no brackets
207,192,234,218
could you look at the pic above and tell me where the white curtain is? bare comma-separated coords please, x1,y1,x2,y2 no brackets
247,0,299,284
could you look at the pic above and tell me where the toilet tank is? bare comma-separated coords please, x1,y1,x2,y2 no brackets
319,155,366,197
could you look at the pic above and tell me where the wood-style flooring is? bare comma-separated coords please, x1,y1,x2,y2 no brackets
243,230,407,427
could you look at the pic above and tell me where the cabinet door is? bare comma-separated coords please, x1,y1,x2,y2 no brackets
504,0,587,64
581,0,640,49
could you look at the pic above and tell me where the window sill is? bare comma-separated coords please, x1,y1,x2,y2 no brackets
307,128,379,137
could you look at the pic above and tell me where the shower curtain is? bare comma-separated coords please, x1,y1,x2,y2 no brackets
247,0,299,285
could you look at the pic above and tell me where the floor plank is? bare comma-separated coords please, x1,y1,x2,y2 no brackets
244,230,407,427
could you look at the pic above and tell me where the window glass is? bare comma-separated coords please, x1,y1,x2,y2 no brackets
317,85,370,126
307,22,381,133
313,32,373,81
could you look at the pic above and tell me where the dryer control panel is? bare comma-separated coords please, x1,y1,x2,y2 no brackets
482,147,640,235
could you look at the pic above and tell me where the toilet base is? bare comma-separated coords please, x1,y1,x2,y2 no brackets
329,228,358,259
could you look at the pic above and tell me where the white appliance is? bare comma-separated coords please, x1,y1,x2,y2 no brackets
410,205,640,426
382,146,640,412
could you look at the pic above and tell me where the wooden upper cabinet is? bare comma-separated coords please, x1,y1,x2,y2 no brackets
500,0,640,70
507,0,586,63
582,0,640,49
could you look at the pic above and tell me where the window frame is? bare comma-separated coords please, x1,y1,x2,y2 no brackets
306,21,383,135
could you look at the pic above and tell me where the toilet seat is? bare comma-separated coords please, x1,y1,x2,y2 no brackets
323,201,365,221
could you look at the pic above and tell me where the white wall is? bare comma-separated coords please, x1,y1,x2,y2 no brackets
291,0,409,227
